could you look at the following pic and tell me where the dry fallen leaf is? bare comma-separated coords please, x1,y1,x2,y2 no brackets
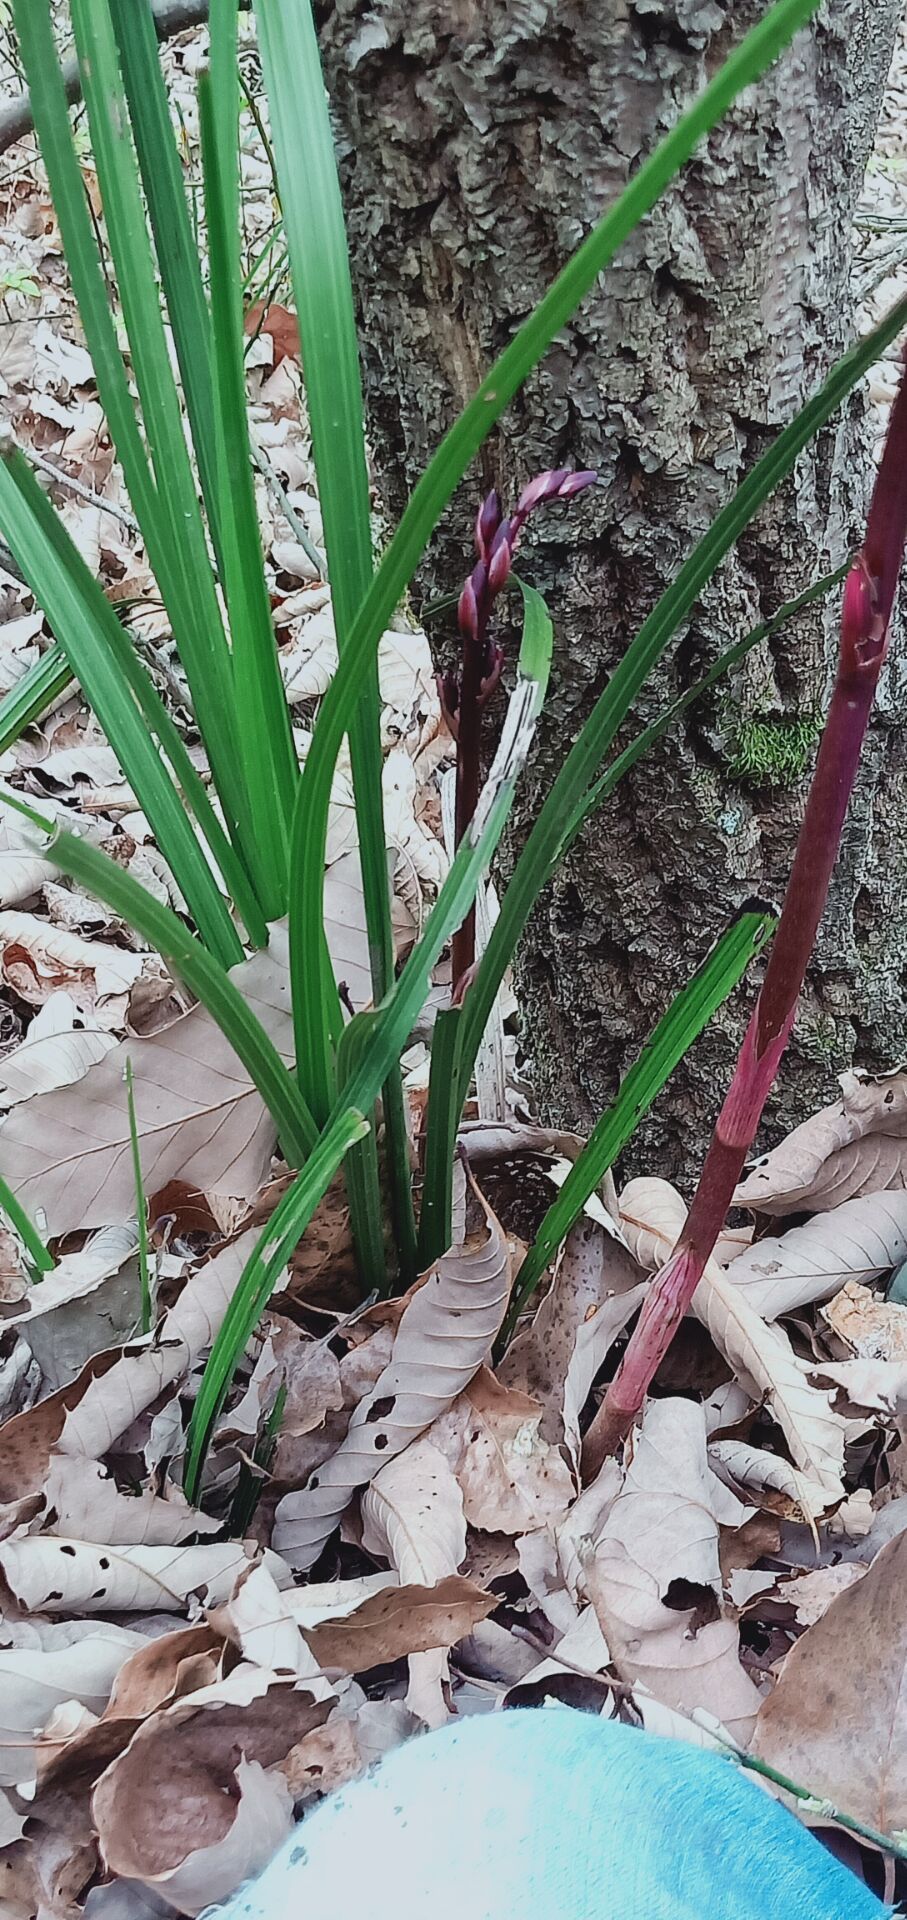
429,1367,575,1534
735,1069,907,1215
620,1179,846,1513
0,1539,291,1615
361,1436,467,1726
0,1626,147,1789
721,1191,907,1320
499,1219,646,1464
304,1574,494,1673
751,1530,907,1831
821,1279,907,1360
584,1397,762,1743
273,1176,510,1570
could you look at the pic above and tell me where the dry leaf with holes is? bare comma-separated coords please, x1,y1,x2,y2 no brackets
813,1357,907,1413
41,1455,220,1548
584,1397,761,1742
822,1280,907,1360
752,1531,907,1830
273,1175,510,1570
620,1179,846,1513
361,1436,467,1726
0,1538,292,1615
499,1219,646,1461
720,1191,907,1321
736,1069,907,1215
429,1367,575,1533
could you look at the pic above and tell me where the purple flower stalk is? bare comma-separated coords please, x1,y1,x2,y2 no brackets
444,468,597,994
582,346,907,1480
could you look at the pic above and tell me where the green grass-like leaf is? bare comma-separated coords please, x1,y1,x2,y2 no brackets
184,1106,369,1500
0,1173,53,1277
498,903,778,1346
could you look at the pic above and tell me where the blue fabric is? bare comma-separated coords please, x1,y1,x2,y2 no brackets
212,1707,890,1920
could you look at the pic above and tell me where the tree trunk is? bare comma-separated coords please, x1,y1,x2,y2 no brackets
320,0,906,1179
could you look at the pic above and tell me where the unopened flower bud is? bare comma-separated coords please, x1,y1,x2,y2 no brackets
557,468,598,499
475,490,503,560
487,526,513,595
457,574,480,642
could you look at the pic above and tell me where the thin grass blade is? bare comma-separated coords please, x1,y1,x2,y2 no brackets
0,448,250,965
416,1006,463,1268
0,1172,54,1277
184,1107,368,1500
499,903,778,1346
0,645,73,754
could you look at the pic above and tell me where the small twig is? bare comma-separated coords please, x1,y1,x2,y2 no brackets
29,448,138,534
713,1733,907,1867
0,2,253,157
250,437,325,578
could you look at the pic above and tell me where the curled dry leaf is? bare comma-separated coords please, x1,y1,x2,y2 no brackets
584,1397,762,1743
751,1530,907,1831
735,1069,907,1216
499,1219,646,1463
821,1279,907,1360
0,1539,291,1615
0,911,147,1028
707,1439,828,1524
620,1179,846,1514
775,1563,868,1626
91,1668,328,1915
429,1367,575,1534
0,1627,146,1788
361,1436,467,1726
56,1228,267,1460
720,1192,907,1320
273,1177,510,1570
213,1562,334,1700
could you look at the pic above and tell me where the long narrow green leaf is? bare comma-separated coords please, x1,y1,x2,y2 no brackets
108,0,225,575
416,1006,463,1269
498,904,778,1347
0,1173,54,1276
0,645,72,754
0,792,318,1167
189,584,553,1474
184,1106,368,1500
0,447,248,967
198,33,298,911
256,0,417,1273
124,1057,153,1335
454,299,907,1119
551,567,848,868
285,0,825,1062
336,1014,386,1295
14,0,250,859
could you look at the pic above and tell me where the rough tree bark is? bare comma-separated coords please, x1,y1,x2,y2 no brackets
319,0,906,1177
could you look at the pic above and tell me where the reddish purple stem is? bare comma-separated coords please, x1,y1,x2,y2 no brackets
582,346,907,1480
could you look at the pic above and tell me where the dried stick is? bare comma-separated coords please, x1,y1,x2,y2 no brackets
582,346,907,1479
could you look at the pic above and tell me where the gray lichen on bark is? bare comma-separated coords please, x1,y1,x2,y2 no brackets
320,0,905,1177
